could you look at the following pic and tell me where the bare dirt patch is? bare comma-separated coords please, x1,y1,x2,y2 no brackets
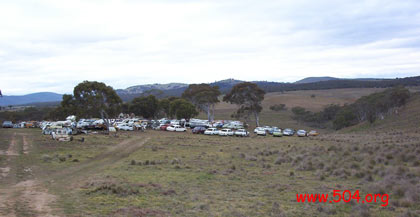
22,136,30,155
49,136,151,188
19,180,57,217
6,133,19,156
0,167,10,178
0,188,16,217
0,180,58,217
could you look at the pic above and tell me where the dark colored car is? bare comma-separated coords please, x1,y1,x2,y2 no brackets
2,121,13,128
189,122,207,128
192,126,207,134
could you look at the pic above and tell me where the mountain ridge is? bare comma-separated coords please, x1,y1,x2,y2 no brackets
295,76,339,84
0,92,63,107
3,76,420,106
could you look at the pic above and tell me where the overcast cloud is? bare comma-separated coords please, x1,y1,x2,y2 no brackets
1,0,420,95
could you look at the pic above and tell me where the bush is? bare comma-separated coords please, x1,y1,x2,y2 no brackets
274,157,285,165
245,155,258,161
42,154,52,162
352,204,371,217
270,104,287,111
333,106,358,130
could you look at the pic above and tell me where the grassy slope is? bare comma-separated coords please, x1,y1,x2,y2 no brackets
198,88,385,130
343,92,420,133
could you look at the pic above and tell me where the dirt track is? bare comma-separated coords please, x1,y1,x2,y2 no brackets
6,133,18,156
0,131,149,216
0,180,57,217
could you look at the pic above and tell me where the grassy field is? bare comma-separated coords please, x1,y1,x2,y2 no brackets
0,88,419,216
1,129,419,216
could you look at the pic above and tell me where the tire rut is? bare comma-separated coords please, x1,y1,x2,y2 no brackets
48,136,150,184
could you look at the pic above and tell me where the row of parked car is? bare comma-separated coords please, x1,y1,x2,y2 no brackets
189,126,319,137
253,126,319,137
1,121,39,128
195,128,250,137
3,116,320,140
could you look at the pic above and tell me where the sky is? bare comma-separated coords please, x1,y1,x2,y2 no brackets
1,0,420,95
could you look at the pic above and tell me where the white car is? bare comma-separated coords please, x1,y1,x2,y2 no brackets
118,124,134,131
256,128,267,136
234,129,249,137
254,127,265,134
219,129,234,136
76,119,89,129
166,125,187,132
51,129,73,141
204,128,219,135
297,130,308,137
170,120,180,125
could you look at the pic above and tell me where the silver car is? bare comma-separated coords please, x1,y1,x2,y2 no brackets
283,128,295,136
297,130,308,137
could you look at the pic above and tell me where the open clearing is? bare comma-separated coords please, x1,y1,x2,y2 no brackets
0,89,419,216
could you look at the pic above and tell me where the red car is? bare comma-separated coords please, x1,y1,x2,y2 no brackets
160,124,170,131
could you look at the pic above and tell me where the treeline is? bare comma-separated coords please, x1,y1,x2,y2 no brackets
48,81,199,122
0,107,54,122
257,76,420,93
291,86,411,129
121,96,198,120
48,81,266,126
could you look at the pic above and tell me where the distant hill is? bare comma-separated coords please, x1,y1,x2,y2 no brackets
117,79,245,101
294,77,382,84
116,83,189,101
3,76,420,105
295,77,339,84
116,83,188,95
0,92,63,107
101,76,420,102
